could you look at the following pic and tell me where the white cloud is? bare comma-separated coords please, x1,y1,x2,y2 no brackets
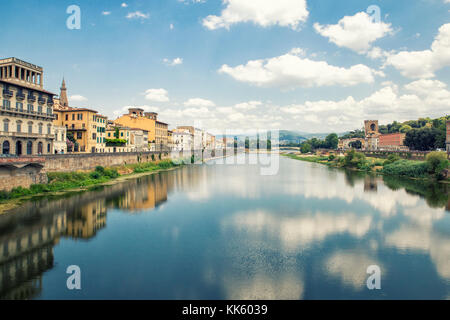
69,95,88,102
203,0,309,30
102,11,111,16
184,98,216,107
170,23,174,30
279,80,450,132
219,48,381,88
144,89,169,102
163,57,183,66
126,11,150,20
385,23,450,78
314,12,393,53
234,101,262,110
121,3,128,8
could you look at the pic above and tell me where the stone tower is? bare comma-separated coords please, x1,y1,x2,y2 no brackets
59,78,69,108
364,120,379,137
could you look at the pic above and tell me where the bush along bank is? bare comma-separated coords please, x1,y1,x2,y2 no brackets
0,160,180,203
285,150,449,181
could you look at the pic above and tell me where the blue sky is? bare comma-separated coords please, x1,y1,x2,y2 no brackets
1,0,449,133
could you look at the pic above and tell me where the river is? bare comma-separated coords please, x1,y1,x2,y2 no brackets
0,154,449,300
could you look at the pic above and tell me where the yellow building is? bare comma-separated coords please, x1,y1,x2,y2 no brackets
53,79,107,153
114,108,168,151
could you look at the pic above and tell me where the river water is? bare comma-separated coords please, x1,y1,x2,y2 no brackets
0,155,449,300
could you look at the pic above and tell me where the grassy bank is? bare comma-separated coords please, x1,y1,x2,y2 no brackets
284,151,449,181
0,160,180,206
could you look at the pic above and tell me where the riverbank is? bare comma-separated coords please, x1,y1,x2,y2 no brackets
283,151,450,183
0,160,183,215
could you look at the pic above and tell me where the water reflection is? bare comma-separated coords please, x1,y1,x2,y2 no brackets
0,156,448,299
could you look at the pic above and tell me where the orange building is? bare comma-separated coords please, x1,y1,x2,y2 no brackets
378,133,408,151
114,108,168,151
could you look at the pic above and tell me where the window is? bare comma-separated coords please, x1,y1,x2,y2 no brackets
17,121,22,133
38,142,43,154
47,107,52,115
121,132,124,137
77,114,83,120
77,132,82,139
27,104,33,113
28,122,33,134
38,124,43,134
3,100,10,109
66,114,69,121
72,114,75,121
93,133,96,140
55,114,58,120
47,144,51,153
2,141,10,155
37,105,42,114
27,141,33,155
47,125,51,135
3,120,9,132
16,102,23,111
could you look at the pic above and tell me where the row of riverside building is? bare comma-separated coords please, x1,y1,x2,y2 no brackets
339,120,450,153
0,57,217,156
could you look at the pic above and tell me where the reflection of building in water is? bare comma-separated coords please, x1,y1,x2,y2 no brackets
65,200,107,239
117,174,168,212
364,176,378,192
0,212,66,299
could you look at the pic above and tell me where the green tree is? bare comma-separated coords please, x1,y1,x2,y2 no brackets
404,127,441,151
301,143,312,154
426,151,449,180
399,125,412,133
325,133,339,149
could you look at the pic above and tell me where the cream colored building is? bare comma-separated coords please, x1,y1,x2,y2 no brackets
53,125,67,154
0,57,56,155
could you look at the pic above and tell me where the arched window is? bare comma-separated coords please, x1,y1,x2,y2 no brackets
47,143,51,153
38,142,43,154
16,121,22,133
47,125,51,135
15,141,22,156
3,119,9,132
2,141,10,154
370,123,376,131
27,141,33,155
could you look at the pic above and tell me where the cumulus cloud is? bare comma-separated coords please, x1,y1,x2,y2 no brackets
126,11,150,20
314,12,393,53
279,79,450,132
202,0,309,30
219,48,382,88
102,11,111,16
121,3,128,8
144,88,169,102
184,98,216,107
163,57,183,66
69,95,88,102
234,101,262,110
385,23,450,78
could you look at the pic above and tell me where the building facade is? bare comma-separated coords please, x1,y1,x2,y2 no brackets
172,130,193,152
378,133,408,151
114,109,169,151
53,125,67,154
0,58,55,156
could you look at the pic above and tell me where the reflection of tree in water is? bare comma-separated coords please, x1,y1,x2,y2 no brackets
343,170,367,187
383,175,450,210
